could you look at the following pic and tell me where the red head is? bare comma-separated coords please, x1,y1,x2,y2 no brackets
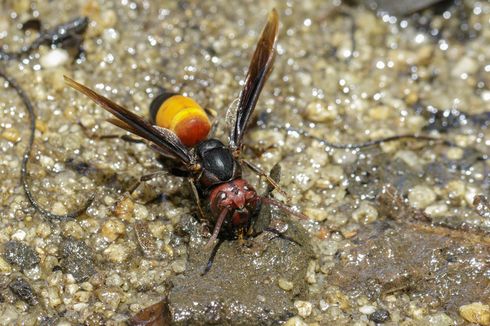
208,179,261,231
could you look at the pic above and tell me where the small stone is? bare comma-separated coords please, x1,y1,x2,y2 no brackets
359,305,376,315
306,260,317,284
278,278,294,291
304,207,328,222
408,185,437,209
445,180,466,202
294,300,312,317
114,196,134,221
0,304,18,325
62,221,85,239
416,45,433,66
446,147,464,160
395,150,422,169
481,90,490,102
284,316,308,326
0,257,12,273
96,287,122,310
425,313,454,325
101,219,126,242
352,202,378,224
303,101,338,123
74,290,91,303
104,243,130,263
332,150,357,166
459,302,490,326
9,277,38,305
46,287,62,308
36,223,52,239
11,230,27,241
369,105,391,120
52,202,68,215
1,128,20,142
3,241,40,270
424,203,448,218
451,56,478,78
40,48,70,69
73,303,89,312
369,309,390,323
60,238,95,283
170,259,186,274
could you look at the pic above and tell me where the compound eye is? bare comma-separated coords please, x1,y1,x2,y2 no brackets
219,192,227,201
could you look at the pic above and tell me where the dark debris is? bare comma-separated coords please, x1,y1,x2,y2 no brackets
59,238,96,283
3,241,40,270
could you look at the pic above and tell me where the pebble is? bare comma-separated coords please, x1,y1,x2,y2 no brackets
52,202,68,215
304,207,328,222
303,101,338,123
332,150,357,166
62,221,85,239
284,316,308,326
104,243,130,263
459,302,490,326
96,287,123,310
394,150,422,170
352,202,378,224
294,300,313,318
359,305,376,315
1,128,20,142
445,180,466,202
306,260,317,284
369,309,390,323
101,219,126,242
451,56,478,78
408,185,437,209
425,313,454,325
40,49,70,69
0,304,18,325
114,196,135,221
446,147,464,160
11,229,27,241
368,105,391,120
0,257,12,273
3,241,40,270
170,259,186,274
60,238,95,283
278,278,294,291
424,203,448,218
9,277,38,305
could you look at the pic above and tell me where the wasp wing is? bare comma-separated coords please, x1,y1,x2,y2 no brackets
230,9,279,150
64,76,193,165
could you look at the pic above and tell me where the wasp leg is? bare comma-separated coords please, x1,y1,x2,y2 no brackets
201,238,225,276
241,159,290,201
188,179,207,223
264,227,302,246
127,171,166,194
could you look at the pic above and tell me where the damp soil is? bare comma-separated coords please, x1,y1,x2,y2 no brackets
0,0,489,325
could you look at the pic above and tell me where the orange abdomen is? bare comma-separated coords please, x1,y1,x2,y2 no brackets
150,93,211,147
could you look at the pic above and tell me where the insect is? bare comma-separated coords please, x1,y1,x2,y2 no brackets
64,9,306,255
0,16,89,61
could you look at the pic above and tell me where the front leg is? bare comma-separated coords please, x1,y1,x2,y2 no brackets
241,159,290,201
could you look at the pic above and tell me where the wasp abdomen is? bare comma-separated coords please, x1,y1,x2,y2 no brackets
150,93,211,147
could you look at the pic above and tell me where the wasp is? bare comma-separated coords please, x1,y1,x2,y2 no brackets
64,9,306,255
